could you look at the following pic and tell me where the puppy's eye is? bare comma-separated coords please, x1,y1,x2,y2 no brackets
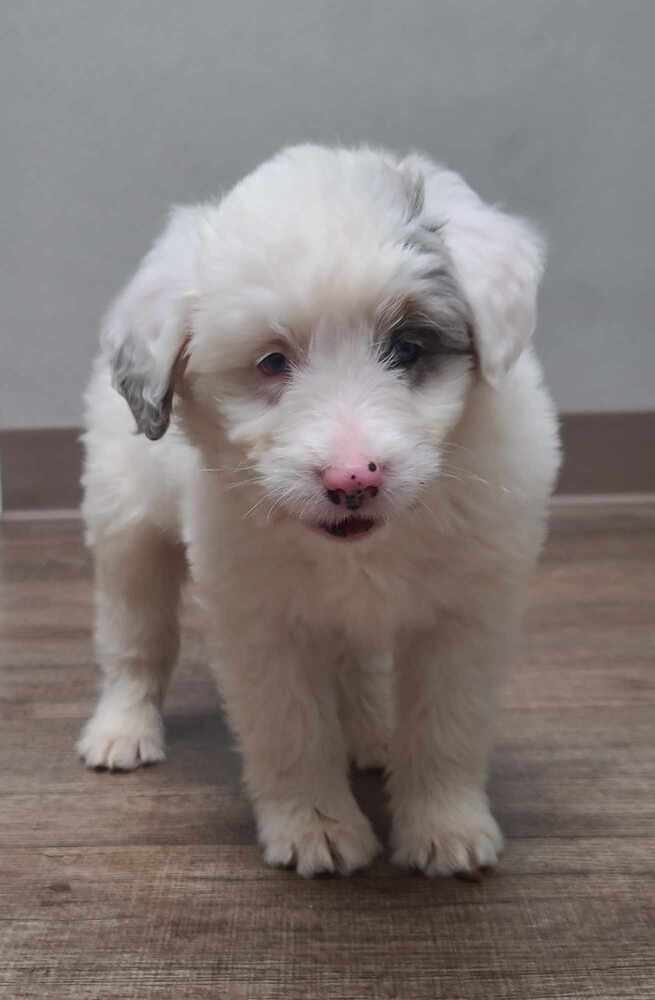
257,352,290,376
387,338,422,368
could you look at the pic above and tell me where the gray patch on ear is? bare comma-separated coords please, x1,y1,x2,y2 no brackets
116,371,173,441
111,339,173,441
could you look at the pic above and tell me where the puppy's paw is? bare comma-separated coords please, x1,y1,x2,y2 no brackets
77,701,166,771
258,799,380,877
391,791,503,878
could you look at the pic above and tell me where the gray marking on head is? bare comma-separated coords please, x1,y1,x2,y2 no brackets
377,258,475,386
422,220,447,236
383,308,474,385
387,213,478,381
404,173,426,223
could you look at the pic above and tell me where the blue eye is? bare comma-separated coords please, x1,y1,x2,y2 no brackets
257,352,290,376
390,338,422,367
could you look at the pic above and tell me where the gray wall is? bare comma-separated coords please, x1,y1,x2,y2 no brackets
2,0,654,428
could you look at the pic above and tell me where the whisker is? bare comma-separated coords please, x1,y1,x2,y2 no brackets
414,496,448,533
243,482,298,522
264,485,297,522
200,462,259,475
242,493,271,520
441,462,514,494
223,477,266,492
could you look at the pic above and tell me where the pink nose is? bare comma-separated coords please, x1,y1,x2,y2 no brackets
321,461,384,509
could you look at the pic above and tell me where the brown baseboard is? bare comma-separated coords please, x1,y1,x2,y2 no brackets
1,412,653,513
557,411,655,495
0,427,83,512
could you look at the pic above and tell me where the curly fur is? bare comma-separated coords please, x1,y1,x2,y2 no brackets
78,144,560,877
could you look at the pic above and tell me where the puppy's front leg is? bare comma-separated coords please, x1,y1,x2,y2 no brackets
214,623,380,877
389,605,515,877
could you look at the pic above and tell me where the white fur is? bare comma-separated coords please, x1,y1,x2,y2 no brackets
78,144,560,877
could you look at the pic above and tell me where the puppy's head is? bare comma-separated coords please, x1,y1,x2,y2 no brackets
104,145,544,543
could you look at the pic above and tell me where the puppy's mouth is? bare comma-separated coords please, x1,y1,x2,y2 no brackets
312,515,379,541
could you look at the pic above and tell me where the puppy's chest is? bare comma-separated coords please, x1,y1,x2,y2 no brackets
305,550,442,639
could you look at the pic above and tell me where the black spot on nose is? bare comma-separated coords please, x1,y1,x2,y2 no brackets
368,462,377,472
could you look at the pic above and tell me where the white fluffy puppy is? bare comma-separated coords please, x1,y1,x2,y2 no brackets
79,144,560,878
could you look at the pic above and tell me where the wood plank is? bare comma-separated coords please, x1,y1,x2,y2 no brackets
1,503,654,1000
0,712,654,844
1,843,653,1000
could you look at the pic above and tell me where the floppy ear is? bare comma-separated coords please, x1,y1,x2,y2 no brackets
405,158,545,386
440,188,545,386
102,205,201,439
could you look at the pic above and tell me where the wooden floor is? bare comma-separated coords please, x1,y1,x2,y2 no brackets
1,503,654,1000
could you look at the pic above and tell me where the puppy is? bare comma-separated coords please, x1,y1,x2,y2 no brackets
78,145,560,878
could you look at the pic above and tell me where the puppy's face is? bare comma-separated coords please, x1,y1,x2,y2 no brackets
105,145,544,543
189,293,474,542
183,156,475,541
